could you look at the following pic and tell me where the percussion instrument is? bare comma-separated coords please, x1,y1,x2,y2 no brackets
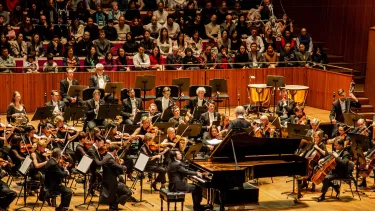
284,85,309,107
247,84,272,114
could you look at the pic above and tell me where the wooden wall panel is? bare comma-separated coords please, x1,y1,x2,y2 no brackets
0,68,351,114
365,28,375,106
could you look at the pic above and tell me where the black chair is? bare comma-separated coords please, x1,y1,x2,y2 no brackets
120,88,142,101
32,172,60,211
330,161,361,200
82,88,105,101
87,171,103,210
160,188,185,211
209,78,230,115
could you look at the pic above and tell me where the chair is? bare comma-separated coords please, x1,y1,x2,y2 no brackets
120,88,142,101
87,171,103,210
160,188,185,211
209,78,230,115
82,88,105,101
330,161,361,200
32,172,60,211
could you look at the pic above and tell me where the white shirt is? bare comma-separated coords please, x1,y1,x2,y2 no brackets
52,100,59,114
67,78,73,87
162,97,169,111
197,98,203,107
209,112,215,126
162,22,181,38
340,100,346,112
97,75,105,89
133,53,150,68
130,98,137,120
144,23,162,35
94,100,100,118
153,9,169,25
246,36,265,53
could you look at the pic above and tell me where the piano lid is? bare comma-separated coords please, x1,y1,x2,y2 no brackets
209,130,302,159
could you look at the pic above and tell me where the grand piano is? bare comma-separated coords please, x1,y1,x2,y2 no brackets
188,129,308,210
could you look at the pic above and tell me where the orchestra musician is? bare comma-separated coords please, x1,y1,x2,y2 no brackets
276,89,296,123
358,145,375,188
59,69,83,106
218,114,230,136
8,136,26,171
0,159,17,211
87,136,105,195
45,90,66,118
290,106,309,125
200,101,220,132
29,140,48,180
317,139,350,202
23,125,37,145
330,89,361,124
327,125,351,148
131,116,153,141
351,118,373,150
44,148,73,211
75,132,89,163
306,118,325,138
203,125,223,152
169,106,187,128
155,86,175,112
121,88,143,125
140,133,167,191
147,103,161,123
7,91,29,125
167,150,204,211
184,87,208,119
100,144,132,211
85,89,107,130
89,63,118,103
161,127,182,151
259,115,271,138
228,106,250,130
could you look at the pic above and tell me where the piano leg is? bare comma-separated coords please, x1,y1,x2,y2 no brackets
219,191,225,211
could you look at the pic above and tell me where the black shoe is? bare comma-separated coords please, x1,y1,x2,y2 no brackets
332,185,340,198
151,182,159,191
359,179,367,188
311,183,316,192
76,178,84,184
127,174,135,181
317,194,325,202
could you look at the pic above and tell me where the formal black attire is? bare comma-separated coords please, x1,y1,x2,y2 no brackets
329,99,361,123
84,98,107,130
76,39,94,57
121,97,143,125
89,74,117,103
0,166,17,209
100,153,132,210
276,98,296,123
167,160,202,210
6,104,28,124
75,144,87,163
199,111,221,131
228,117,250,130
45,100,66,116
44,158,72,209
84,24,100,40
59,78,84,106
184,97,207,112
140,144,167,184
154,97,174,113
87,145,104,193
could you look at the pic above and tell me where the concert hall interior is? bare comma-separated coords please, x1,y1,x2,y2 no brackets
1,0,375,211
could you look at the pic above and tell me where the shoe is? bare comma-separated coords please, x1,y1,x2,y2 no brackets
300,181,308,189
311,183,316,192
332,184,340,198
359,179,367,188
151,182,159,191
317,194,325,202
127,174,135,181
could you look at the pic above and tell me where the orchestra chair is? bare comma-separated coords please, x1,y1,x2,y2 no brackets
160,188,186,211
82,88,105,101
87,171,103,210
209,78,230,115
32,172,60,211
329,161,361,200
120,88,142,101
172,78,191,104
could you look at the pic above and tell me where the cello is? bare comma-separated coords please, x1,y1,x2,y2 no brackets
310,154,336,185
359,147,375,177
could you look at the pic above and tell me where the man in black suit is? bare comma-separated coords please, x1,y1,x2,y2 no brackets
166,46,183,70
44,148,72,210
329,89,361,124
200,101,221,132
0,162,17,210
84,89,107,130
100,144,132,210
45,90,66,117
228,106,250,130
60,69,83,106
276,89,295,123
121,88,143,125
184,86,208,120
89,63,117,103
87,136,105,195
168,150,204,211
317,139,350,202
155,86,175,113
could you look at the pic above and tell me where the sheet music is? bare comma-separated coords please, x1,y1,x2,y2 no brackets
77,155,93,174
19,156,32,175
134,153,150,172
206,138,222,146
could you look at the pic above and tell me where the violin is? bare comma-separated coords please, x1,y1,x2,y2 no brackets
84,140,93,149
20,142,34,153
149,141,164,152
98,142,110,155
147,125,159,135
297,115,307,125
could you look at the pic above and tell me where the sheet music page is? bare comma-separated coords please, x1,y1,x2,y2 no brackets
19,156,32,175
77,155,93,174
135,153,150,172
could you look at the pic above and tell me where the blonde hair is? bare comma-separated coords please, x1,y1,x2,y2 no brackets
144,133,155,142
10,91,23,106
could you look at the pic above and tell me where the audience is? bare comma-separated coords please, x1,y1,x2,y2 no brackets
93,30,111,57
116,48,130,71
140,30,155,54
149,46,164,71
296,28,313,54
311,46,328,70
0,48,16,72
144,15,162,39
246,28,264,53
23,54,39,73
154,2,169,25
10,33,27,57
103,19,118,41
234,45,250,68
296,43,312,68
114,16,131,41
248,42,265,68
27,33,44,57
166,46,183,70
264,45,279,68
43,54,58,72
157,28,173,56
108,2,123,24
133,45,150,70
102,52,117,71
123,32,139,56
205,14,220,42
84,46,99,72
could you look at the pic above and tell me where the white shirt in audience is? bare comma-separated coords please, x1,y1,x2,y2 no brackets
133,53,151,68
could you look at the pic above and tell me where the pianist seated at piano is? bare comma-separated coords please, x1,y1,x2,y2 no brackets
227,106,250,130
203,125,223,152
167,150,205,211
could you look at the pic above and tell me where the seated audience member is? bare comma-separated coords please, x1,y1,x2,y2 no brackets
0,47,16,72
183,1,196,25
157,28,173,56
142,10,153,25
163,15,180,39
63,46,80,71
216,1,229,24
123,33,139,56
116,48,130,71
234,45,250,68
53,16,69,40
75,1,90,22
102,52,117,71
201,45,217,69
296,28,313,54
92,5,107,27
84,46,99,72
295,44,312,68
246,28,265,53
173,32,186,57
10,4,23,27
183,48,199,70
125,1,141,23
27,33,44,57
217,29,231,51
205,14,220,42
131,18,145,40
84,17,100,40
133,45,151,70
230,30,242,53
262,28,277,51
19,16,34,41
140,30,155,54
312,46,328,70
114,16,131,41
149,46,164,70
76,31,93,57
220,14,236,36
43,54,58,73
248,42,265,68
280,30,295,52
103,19,118,41
23,54,39,73
0,34,11,52
187,31,203,56
279,14,293,34
236,14,249,38
263,45,278,68
216,46,233,69
153,2,168,25
144,16,162,39
200,1,215,25
188,14,206,39
47,36,63,57
10,33,27,57
279,43,297,67
70,19,85,40
166,46,183,70
108,1,123,24
93,30,111,57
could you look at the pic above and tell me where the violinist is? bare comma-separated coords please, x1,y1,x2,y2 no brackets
228,106,250,130
317,139,350,202
131,116,153,141
45,90,66,118
160,127,184,165
30,140,49,181
358,145,375,188
351,118,373,149
276,89,295,123
7,91,29,126
218,114,230,137
329,88,361,125
75,132,89,163
327,125,351,148
140,133,167,191
0,159,17,211
121,88,143,125
200,101,221,132
8,135,26,172
259,115,271,138
60,69,82,106
184,86,208,120
203,125,223,152
23,125,37,145
85,89,107,130
168,106,187,128
290,106,309,125
147,103,161,123
87,136,105,195
155,86,175,112
306,118,325,139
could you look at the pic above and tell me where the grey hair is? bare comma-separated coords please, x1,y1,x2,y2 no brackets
196,87,206,95
311,118,320,125
235,106,245,115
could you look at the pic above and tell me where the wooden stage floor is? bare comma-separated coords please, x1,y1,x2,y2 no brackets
5,106,375,211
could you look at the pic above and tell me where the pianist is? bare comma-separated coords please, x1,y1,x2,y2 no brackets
167,150,204,211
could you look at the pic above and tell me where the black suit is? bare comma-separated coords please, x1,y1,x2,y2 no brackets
200,111,221,131
59,78,80,105
44,158,72,209
184,97,208,114
140,144,166,184
84,98,106,130
329,99,361,123
228,117,250,130
276,99,295,118
321,150,350,194
166,55,183,70
89,74,118,103
167,160,202,210
100,153,132,209
0,167,17,209
121,98,143,125
87,145,104,193
45,100,66,115
154,97,174,113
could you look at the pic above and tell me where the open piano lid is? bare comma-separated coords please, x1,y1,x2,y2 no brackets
209,129,302,159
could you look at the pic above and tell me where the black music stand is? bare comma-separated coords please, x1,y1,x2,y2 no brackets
161,108,173,122
172,78,190,108
63,106,87,126
15,156,33,210
82,88,105,101
343,113,364,128
266,75,285,115
97,104,122,120
31,106,55,121
184,143,203,160
104,82,123,104
209,78,228,113
154,122,175,134
348,133,366,198
319,123,335,139
176,124,202,138
75,155,93,208
133,111,148,125
135,75,156,108
287,123,310,136
192,106,208,122
268,116,282,130
212,120,220,127
131,153,154,207
68,85,88,99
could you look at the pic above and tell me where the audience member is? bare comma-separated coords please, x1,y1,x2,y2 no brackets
102,52,117,71
201,45,216,69
103,19,118,41
53,16,69,40
114,16,131,41
220,15,235,36
144,16,162,39
84,17,100,40
140,30,155,54
234,45,249,68
92,5,107,27
149,46,164,70
125,1,141,23
76,31,93,57
216,1,229,24
296,28,313,54
84,46,99,72
131,18,145,40
205,14,220,42
23,54,39,73
108,2,123,24
183,48,199,70
187,31,203,56
93,30,111,57
311,46,328,69
248,42,264,68
43,54,58,72
173,32,186,57
123,32,139,56
133,45,150,70
63,46,80,71
0,48,15,72
163,15,180,39
236,14,249,38
27,33,44,57
10,33,27,57
296,43,312,68
116,48,130,71
246,28,264,53
157,28,173,55
262,28,277,52
153,2,168,25
263,45,278,68
70,19,85,40
216,46,233,69
279,43,296,67
217,30,231,51
166,46,183,70
35,15,53,41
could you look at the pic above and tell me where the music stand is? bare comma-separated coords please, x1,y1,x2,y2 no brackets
348,133,367,197
266,75,285,115
176,124,202,138
82,88,105,101
75,155,93,208
135,75,156,108
154,122,175,134
172,78,190,108
104,82,123,104
132,153,153,207
184,143,203,160
319,123,335,139
209,78,228,113
132,111,148,125
268,116,282,130
212,120,220,127
63,106,87,126
97,104,122,120
287,123,310,136
192,106,208,121
31,106,55,121
161,108,173,122
343,113,364,128
68,85,88,99
15,156,32,210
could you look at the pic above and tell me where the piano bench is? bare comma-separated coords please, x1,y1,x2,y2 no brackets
160,188,185,211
